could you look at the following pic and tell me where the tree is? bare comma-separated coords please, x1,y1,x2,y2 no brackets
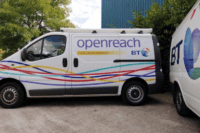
0,0,75,59
0,49,4,61
128,0,197,89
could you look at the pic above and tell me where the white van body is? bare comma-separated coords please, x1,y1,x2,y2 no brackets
0,28,163,108
170,0,200,117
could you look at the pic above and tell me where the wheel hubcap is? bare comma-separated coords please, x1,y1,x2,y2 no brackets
176,91,182,111
127,85,144,103
1,87,18,105
131,90,140,98
5,92,14,100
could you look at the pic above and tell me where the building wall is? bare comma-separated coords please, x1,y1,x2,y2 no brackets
102,0,165,28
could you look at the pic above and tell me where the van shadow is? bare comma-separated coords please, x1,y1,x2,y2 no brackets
25,96,162,107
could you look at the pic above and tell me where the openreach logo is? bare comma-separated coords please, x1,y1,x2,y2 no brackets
77,38,141,50
184,28,200,80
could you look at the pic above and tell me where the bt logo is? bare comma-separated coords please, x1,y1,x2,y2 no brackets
171,40,182,66
184,28,200,80
171,28,200,80
131,48,150,57
141,48,150,57
131,50,140,55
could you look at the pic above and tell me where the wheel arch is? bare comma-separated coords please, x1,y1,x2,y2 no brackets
0,78,27,98
121,77,149,94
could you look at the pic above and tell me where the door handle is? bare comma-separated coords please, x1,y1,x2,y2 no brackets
63,58,67,67
74,58,78,67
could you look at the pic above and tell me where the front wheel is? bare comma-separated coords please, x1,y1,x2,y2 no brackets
175,87,191,116
122,81,147,105
0,82,25,108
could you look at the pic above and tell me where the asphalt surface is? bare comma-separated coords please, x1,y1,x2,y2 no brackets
0,93,199,133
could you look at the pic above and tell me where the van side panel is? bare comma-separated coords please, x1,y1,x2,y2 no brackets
119,34,156,83
70,33,163,95
70,33,120,95
118,34,163,94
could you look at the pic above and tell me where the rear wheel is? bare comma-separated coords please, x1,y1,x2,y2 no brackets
175,87,191,116
122,81,147,105
0,82,25,108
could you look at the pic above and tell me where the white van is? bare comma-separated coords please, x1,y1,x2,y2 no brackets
170,0,200,117
0,28,163,108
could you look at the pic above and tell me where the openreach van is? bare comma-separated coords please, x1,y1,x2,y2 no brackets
170,0,200,117
0,28,163,108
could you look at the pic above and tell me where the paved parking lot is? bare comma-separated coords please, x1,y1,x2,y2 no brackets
0,92,199,133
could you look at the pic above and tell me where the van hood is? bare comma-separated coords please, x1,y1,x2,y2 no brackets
0,50,22,63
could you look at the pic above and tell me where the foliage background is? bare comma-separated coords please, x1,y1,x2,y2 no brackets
0,0,75,59
0,49,4,60
128,0,197,90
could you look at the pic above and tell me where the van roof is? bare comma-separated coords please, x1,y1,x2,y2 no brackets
60,28,153,34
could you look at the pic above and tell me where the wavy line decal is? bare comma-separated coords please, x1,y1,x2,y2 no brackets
80,62,155,74
1,60,154,74
0,60,156,86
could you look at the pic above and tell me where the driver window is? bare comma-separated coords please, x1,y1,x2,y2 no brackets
26,35,66,61
42,35,66,59
27,40,43,61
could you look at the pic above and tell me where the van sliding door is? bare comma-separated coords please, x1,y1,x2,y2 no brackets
69,33,120,95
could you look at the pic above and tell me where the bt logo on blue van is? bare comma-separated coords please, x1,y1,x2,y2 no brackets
77,38,141,50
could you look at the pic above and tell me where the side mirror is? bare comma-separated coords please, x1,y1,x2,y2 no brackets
21,48,27,61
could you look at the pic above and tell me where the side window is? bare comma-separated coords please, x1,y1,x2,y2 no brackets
27,40,43,61
26,35,66,61
42,35,66,59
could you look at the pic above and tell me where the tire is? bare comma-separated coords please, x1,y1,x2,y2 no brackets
122,81,147,105
174,87,191,116
0,82,25,108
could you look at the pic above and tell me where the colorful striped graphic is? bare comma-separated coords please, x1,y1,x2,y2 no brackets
191,9,196,20
0,60,156,86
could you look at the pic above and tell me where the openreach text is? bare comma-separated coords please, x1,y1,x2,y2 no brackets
77,38,141,50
